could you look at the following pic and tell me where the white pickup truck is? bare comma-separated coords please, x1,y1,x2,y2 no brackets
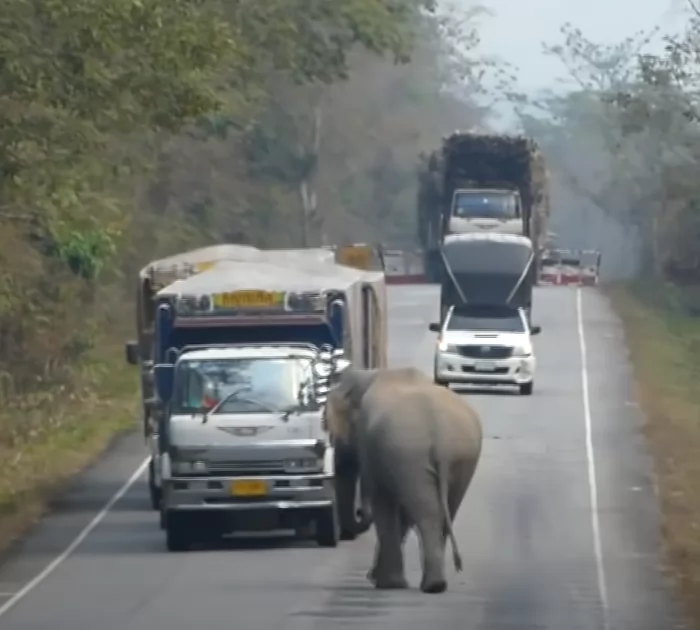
155,343,347,552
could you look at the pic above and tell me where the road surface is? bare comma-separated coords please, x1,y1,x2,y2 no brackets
0,285,690,629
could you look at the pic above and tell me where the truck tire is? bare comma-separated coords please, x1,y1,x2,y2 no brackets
315,502,340,548
148,459,162,511
165,512,192,552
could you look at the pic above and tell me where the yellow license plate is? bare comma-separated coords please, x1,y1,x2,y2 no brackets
213,290,283,309
231,479,268,496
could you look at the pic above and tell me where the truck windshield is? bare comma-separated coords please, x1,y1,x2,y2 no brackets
451,191,519,220
172,357,315,415
447,306,524,332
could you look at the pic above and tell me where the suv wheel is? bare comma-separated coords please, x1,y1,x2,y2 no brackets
519,381,534,396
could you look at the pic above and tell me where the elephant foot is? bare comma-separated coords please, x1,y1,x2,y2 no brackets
420,578,447,594
371,573,409,590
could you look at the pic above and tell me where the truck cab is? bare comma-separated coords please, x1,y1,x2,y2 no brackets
447,188,526,237
154,342,348,551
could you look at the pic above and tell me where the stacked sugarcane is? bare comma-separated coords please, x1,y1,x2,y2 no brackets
416,130,551,257
433,131,549,247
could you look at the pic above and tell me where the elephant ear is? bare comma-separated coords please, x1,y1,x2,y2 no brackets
325,369,378,441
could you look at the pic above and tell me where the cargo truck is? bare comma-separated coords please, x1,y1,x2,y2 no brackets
417,132,551,282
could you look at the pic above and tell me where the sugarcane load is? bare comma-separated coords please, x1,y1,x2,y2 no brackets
417,131,551,282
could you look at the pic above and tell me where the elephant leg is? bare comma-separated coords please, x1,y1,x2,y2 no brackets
372,508,409,581
367,494,408,590
415,512,448,594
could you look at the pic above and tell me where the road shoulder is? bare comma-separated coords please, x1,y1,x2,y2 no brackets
0,430,147,606
605,284,699,627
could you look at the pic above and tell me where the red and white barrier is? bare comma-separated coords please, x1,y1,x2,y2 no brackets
382,248,428,284
537,250,601,287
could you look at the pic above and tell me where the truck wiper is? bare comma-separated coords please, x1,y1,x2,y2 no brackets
280,405,302,422
201,387,261,423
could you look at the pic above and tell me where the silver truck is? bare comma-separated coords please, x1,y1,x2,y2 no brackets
154,341,348,552
125,245,340,512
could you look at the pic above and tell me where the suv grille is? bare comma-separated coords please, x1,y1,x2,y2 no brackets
456,345,513,359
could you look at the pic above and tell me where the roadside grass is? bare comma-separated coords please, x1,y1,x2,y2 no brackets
607,282,700,622
0,343,138,554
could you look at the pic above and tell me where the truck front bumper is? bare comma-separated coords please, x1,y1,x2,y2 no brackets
163,473,334,513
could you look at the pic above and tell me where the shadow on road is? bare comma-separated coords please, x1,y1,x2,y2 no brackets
451,385,521,397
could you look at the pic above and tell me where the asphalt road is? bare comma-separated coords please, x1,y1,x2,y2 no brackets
0,285,691,629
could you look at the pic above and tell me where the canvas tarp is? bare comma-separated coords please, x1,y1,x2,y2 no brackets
441,233,534,310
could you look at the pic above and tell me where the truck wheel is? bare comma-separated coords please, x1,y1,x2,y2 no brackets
519,381,534,396
315,502,340,548
165,512,192,552
148,459,161,511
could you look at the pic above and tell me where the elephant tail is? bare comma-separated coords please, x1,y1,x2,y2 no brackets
432,429,463,573
441,480,463,572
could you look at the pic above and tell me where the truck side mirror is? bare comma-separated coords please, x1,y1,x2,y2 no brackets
530,325,541,335
334,358,351,373
428,323,440,333
153,364,175,404
125,341,139,365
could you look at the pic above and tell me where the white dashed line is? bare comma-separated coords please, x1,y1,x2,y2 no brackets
576,287,610,629
0,457,149,619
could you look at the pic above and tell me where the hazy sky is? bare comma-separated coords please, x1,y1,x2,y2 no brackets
447,0,692,126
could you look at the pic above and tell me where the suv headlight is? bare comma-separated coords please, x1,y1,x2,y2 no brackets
512,345,532,357
284,458,322,473
172,460,208,475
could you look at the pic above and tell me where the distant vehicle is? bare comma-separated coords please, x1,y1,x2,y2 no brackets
429,304,540,395
417,132,550,282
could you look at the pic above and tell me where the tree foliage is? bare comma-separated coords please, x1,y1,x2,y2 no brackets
503,14,700,285
0,0,487,404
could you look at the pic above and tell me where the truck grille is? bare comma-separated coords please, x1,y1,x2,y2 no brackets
207,460,285,476
456,345,512,359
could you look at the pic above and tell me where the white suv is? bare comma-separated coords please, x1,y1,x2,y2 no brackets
429,305,540,395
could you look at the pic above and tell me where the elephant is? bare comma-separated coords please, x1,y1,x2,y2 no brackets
325,366,483,593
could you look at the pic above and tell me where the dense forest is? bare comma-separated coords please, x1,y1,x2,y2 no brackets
0,0,489,531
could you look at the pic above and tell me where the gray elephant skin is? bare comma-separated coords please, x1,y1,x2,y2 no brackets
326,367,483,593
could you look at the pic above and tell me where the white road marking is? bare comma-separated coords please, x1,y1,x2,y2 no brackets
0,457,150,618
576,288,610,629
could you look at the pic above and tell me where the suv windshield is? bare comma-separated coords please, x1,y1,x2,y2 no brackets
172,356,316,414
446,306,524,332
452,191,519,220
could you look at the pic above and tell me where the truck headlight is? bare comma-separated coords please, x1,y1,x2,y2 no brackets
172,460,208,475
284,458,322,473
512,345,531,357
438,341,459,353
